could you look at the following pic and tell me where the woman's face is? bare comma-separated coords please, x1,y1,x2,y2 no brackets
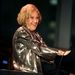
25,11,40,31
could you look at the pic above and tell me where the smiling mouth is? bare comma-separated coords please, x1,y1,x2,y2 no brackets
32,24,37,27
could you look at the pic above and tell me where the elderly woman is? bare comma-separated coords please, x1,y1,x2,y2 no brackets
12,4,71,75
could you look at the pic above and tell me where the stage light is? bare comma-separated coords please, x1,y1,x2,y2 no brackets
49,0,58,5
49,21,56,29
2,60,8,64
47,33,55,40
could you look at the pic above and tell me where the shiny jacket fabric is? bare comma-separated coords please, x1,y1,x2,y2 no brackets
12,26,58,74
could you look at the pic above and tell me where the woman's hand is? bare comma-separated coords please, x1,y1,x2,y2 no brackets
57,50,71,56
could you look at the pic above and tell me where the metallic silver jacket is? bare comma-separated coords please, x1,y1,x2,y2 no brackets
12,26,58,74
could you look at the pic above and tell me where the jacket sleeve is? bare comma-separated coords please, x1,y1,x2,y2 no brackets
13,29,58,61
35,33,58,61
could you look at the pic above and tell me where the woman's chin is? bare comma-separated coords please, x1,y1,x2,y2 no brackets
29,28,36,31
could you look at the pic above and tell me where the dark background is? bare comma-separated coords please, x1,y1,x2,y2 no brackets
0,0,75,74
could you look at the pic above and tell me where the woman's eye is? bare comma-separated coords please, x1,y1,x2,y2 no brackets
36,17,39,19
30,17,34,19
30,16,39,20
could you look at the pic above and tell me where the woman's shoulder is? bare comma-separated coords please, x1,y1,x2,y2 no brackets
15,26,31,37
16,26,24,32
15,26,28,34
13,26,29,39
13,26,27,36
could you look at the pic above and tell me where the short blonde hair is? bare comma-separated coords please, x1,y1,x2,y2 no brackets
17,4,42,26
